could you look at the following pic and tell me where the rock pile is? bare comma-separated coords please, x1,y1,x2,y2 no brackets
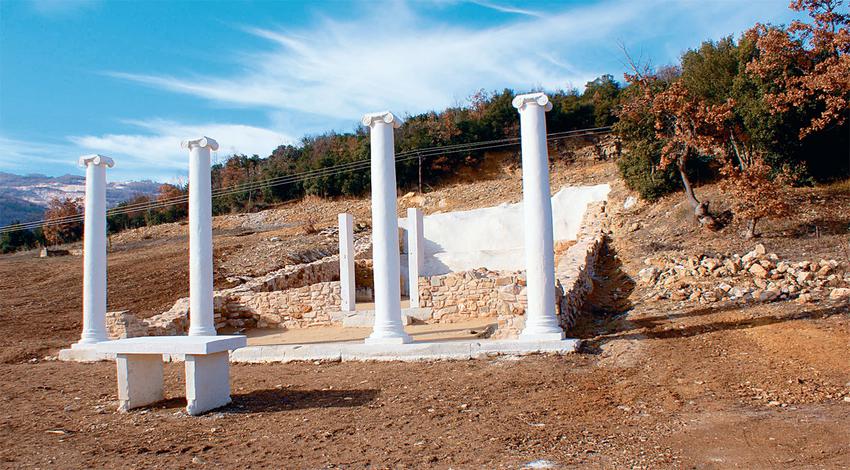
638,244,849,304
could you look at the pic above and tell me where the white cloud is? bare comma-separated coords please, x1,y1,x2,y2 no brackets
108,0,793,129
0,135,78,174
468,1,543,18
70,120,295,181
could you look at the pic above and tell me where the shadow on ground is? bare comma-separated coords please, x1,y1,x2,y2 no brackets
609,303,846,342
128,388,380,415
227,388,380,413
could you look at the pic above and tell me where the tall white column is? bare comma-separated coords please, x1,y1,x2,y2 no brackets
407,207,424,308
513,93,564,341
339,213,356,312
75,154,114,346
362,111,411,344
181,137,219,337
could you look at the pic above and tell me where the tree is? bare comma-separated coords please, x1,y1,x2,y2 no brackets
621,63,733,228
615,77,680,201
42,197,83,246
0,222,38,253
582,74,621,127
746,0,849,138
721,157,792,239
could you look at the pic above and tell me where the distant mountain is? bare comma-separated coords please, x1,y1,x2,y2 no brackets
0,172,161,226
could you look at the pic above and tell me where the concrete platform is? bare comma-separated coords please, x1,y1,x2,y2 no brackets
58,344,115,362
243,319,495,346
230,338,581,363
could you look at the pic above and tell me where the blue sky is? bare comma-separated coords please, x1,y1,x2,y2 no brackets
0,0,797,182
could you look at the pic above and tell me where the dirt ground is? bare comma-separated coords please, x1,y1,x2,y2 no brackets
1,158,850,468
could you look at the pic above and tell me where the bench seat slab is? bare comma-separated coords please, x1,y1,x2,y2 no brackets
185,351,232,416
116,353,164,412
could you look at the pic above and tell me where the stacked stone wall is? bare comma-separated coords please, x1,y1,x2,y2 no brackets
418,269,527,323
224,282,343,329
494,201,608,338
232,235,371,294
105,207,608,340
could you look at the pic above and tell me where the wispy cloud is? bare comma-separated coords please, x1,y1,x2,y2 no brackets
0,135,78,174
107,0,792,129
468,0,543,18
70,120,294,181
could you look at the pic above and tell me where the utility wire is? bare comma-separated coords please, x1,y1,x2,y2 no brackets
1,128,611,233
0,127,612,234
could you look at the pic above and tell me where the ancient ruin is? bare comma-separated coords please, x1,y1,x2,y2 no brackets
56,93,619,413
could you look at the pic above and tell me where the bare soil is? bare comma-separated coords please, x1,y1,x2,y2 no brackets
1,158,849,468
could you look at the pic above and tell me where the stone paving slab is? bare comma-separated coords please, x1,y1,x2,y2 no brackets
229,338,581,363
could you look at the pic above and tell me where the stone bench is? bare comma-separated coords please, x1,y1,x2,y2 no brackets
96,335,247,416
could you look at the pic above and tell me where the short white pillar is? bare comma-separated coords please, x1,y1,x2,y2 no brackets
339,213,356,312
115,354,164,412
181,137,219,337
362,111,411,344
75,154,114,346
407,207,424,308
185,351,231,415
513,93,564,341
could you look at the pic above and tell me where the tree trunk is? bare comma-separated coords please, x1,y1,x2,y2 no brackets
744,218,759,240
676,155,717,229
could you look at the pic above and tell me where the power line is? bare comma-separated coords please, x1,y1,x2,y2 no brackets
0,128,611,234
0,127,612,234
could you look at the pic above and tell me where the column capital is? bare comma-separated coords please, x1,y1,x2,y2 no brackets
181,136,219,151
512,92,553,112
78,154,115,168
361,111,402,129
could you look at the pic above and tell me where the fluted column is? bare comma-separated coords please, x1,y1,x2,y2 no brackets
181,137,219,336
362,111,411,344
513,93,564,341
74,154,114,346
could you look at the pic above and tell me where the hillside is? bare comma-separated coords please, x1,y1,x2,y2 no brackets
0,172,161,225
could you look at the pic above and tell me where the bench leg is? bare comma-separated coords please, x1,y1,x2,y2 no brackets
116,353,164,412
184,351,232,416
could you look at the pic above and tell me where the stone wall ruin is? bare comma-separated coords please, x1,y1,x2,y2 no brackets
106,203,609,339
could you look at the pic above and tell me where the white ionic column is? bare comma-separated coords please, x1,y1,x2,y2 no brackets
407,208,424,308
181,137,219,337
74,154,115,346
339,213,356,312
362,111,411,344
513,93,564,341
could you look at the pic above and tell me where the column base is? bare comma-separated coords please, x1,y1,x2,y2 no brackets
72,336,108,348
365,333,412,345
188,327,217,337
518,331,566,342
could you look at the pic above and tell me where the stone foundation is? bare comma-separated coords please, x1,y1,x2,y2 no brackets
106,205,608,339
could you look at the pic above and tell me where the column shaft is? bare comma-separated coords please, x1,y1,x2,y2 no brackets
363,112,410,344
514,94,564,341
339,213,356,311
407,208,424,308
78,161,109,344
186,140,216,336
